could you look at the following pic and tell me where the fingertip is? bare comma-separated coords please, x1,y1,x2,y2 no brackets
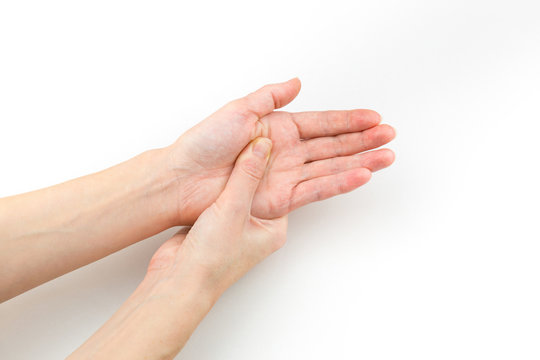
371,110,383,124
351,109,382,128
282,77,302,104
234,137,272,182
288,76,302,89
359,166,373,179
360,148,395,172
371,148,395,171
371,124,397,145
220,138,272,214
383,148,396,165
251,137,272,160
380,123,396,140
374,148,396,169
258,78,301,110
349,167,372,188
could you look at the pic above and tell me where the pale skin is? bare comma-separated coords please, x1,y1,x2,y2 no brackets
0,78,395,358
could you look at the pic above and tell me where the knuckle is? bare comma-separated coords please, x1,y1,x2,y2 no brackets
240,158,264,180
226,98,260,123
217,195,243,214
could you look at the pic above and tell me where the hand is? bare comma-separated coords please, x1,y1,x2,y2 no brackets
0,78,395,302
165,78,395,224
150,137,285,296
69,138,285,360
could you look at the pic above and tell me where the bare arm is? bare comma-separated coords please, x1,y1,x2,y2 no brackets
0,148,178,301
0,78,395,302
69,138,285,359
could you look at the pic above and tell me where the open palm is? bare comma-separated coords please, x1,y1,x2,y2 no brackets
168,78,395,223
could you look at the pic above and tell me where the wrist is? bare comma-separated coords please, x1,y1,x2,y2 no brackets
131,257,221,357
142,242,225,305
156,138,227,226
136,145,188,227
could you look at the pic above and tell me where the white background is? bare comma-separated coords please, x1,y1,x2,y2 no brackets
1,0,539,359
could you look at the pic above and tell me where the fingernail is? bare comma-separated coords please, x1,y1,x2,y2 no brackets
252,138,272,159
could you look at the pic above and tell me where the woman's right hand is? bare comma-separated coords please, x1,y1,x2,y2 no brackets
70,137,289,360
149,137,287,297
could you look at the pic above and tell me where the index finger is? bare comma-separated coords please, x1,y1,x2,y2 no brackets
289,109,381,139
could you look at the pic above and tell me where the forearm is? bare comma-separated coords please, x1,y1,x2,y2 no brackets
0,148,179,301
68,252,218,360
69,136,288,359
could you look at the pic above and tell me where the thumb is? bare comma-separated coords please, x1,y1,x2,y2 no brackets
218,78,301,122
243,77,302,116
218,137,272,213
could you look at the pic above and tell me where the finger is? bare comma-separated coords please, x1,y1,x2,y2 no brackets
300,148,395,182
303,124,395,162
222,78,302,122
290,109,381,139
218,137,272,213
245,77,302,115
290,168,372,212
